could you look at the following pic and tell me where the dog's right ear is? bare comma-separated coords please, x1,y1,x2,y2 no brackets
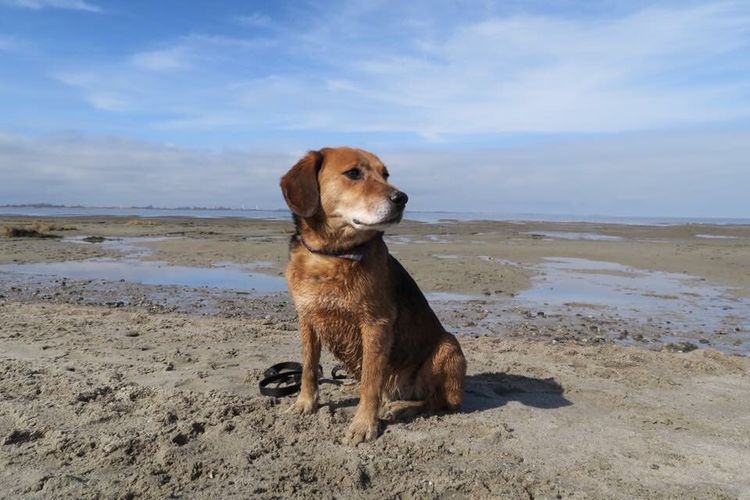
280,150,324,218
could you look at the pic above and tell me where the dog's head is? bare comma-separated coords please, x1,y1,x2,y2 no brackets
280,147,408,233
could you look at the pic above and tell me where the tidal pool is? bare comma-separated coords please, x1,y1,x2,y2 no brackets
695,234,738,240
516,257,749,333
524,231,623,241
0,258,287,293
0,236,286,293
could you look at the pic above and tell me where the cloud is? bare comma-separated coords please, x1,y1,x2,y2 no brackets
5,1,749,218
131,47,191,72
0,35,21,52
50,1,750,139
381,128,750,217
302,1,750,135
0,132,295,208
0,0,101,12
86,92,130,112
51,33,279,120
53,70,133,111
1,128,748,217
235,13,272,28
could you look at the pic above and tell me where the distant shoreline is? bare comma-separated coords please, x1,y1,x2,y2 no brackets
1,205,749,226
0,203,274,211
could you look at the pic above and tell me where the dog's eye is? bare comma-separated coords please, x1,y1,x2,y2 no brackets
344,168,363,180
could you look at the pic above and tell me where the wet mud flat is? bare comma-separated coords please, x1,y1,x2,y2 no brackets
1,267,747,357
1,226,747,356
1,216,749,498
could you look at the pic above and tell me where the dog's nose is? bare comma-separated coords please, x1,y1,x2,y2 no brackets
389,190,409,206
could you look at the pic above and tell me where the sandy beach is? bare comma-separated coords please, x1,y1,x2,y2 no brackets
1,215,749,498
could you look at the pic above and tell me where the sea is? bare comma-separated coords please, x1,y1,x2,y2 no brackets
0,206,748,226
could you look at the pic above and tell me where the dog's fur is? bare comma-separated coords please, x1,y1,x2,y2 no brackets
280,147,467,444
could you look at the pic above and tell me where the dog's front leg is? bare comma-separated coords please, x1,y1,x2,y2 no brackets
347,323,392,445
287,320,320,415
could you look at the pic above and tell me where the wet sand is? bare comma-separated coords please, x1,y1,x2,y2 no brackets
1,216,749,498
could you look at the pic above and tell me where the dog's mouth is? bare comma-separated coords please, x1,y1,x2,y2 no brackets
353,212,403,228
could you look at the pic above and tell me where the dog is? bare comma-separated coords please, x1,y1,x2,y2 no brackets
280,147,466,445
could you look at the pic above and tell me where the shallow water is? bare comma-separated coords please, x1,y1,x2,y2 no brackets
419,256,749,355
524,231,624,241
1,236,287,293
516,257,749,333
426,291,485,302
0,259,287,293
695,234,738,240
66,236,175,258
386,234,450,245
1,237,747,353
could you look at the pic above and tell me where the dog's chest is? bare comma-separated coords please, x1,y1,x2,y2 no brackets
289,264,372,318
287,256,389,338
288,265,374,372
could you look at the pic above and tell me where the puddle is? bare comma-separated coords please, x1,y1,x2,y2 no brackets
695,234,738,240
65,236,176,258
2,236,748,354
426,235,451,243
1,237,286,293
0,259,287,293
385,235,415,245
516,257,750,334
385,235,450,245
426,292,486,302
524,231,623,241
2,236,285,292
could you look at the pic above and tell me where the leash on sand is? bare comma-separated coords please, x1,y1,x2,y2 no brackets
258,362,351,397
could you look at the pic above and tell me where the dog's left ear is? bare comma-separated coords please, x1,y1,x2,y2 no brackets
280,150,324,218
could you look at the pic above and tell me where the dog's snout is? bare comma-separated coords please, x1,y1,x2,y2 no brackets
389,190,408,206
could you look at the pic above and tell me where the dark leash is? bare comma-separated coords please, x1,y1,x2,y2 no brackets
258,362,351,397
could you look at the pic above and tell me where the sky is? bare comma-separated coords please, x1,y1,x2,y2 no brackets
0,0,749,216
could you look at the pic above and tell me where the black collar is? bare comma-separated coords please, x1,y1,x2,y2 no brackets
299,236,371,262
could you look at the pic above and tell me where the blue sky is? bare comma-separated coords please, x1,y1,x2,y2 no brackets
1,0,749,216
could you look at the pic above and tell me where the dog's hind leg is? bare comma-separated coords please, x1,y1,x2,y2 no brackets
440,332,467,410
417,331,467,411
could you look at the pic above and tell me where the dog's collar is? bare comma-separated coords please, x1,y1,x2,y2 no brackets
299,236,370,262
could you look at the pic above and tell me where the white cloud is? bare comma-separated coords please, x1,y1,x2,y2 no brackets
87,92,130,112
235,13,272,28
323,1,750,135
381,128,750,217
1,128,748,217
0,132,294,208
131,47,191,72
0,0,101,12
51,1,750,138
7,1,749,217
0,35,20,52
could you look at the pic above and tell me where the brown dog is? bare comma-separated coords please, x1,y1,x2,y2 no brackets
280,147,466,445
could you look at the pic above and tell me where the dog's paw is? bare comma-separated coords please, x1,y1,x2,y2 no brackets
286,397,318,415
381,403,400,423
381,400,425,423
346,416,380,446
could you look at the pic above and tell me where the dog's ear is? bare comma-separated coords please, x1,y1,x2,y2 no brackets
280,150,324,218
